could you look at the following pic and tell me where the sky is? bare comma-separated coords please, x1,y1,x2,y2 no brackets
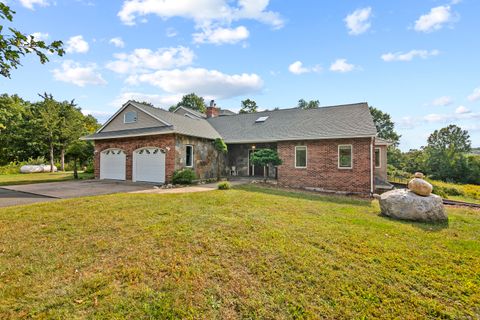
1,0,479,151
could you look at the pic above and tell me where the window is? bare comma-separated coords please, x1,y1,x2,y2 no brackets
295,146,307,168
255,116,269,123
375,147,381,168
185,145,193,167
124,111,137,123
338,145,352,169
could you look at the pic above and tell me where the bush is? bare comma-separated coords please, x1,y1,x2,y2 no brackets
432,185,448,199
217,181,231,190
84,162,94,174
172,169,196,185
0,162,25,175
27,157,46,165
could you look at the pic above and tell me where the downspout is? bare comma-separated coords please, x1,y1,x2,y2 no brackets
370,136,374,195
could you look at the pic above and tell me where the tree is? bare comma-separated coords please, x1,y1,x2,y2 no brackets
174,93,206,113
66,140,94,179
369,107,401,146
249,149,282,182
0,94,30,164
0,3,64,78
58,100,84,171
239,99,258,113
213,138,228,181
425,125,471,181
297,99,319,109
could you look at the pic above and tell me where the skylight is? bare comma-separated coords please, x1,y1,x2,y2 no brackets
255,116,269,123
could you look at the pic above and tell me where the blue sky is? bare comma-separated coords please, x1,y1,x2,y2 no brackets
1,0,479,150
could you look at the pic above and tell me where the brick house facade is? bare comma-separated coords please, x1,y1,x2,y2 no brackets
84,100,388,195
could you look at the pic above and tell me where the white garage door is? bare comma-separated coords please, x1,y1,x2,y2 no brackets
133,147,166,184
100,149,126,180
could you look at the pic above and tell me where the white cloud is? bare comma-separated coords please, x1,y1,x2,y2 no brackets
126,67,263,99
19,0,49,10
30,32,49,41
330,59,355,73
110,92,182,108
468,87,480,102
381,49,440,62
106,46,194,74
52,61,107,87
66,35,89,54
455,105,471,114
345,7,372,35
397,116,418,129
193,26,249,44
432,96,453,107
118,0,283,45
109,37,125,48
414,5,455,33
166,27,178,37
288,61,321,75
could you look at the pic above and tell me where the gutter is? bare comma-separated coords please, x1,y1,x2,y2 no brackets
370,137,374,195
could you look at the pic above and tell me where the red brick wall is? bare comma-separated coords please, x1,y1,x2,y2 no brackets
277,138,373,194
94,134,176,182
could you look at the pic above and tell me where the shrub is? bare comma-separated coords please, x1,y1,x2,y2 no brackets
217,181,231,190
172,169,196,185
0,162,25,175
27,157,46,165
432,185,448,199
84,162,94,174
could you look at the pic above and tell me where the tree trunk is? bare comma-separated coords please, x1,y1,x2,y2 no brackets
263,165,267,183
60,147,65,171
73,158,78,179
49,143,55,172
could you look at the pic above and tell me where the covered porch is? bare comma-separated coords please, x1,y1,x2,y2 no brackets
226,143,278,179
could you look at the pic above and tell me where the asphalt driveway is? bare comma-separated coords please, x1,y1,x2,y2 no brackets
0,180,156,208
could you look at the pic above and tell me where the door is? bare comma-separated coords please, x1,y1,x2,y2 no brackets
100,149,126,180
133,147,166,184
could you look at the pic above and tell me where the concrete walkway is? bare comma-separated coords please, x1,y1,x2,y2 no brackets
130,179,249,194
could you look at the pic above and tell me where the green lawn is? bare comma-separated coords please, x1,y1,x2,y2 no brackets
0,185,479,319
0,171,94,186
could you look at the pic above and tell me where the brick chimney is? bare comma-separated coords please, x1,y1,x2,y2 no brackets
206,100,219,118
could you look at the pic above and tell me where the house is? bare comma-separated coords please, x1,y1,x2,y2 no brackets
82,100,390,195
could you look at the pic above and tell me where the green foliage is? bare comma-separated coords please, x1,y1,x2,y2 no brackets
239,99,258,113
250,149,282,167
0,3,64,78
172,169,196,185
297,99,319,109
217,181,231,190
369,106,401,147
213,138,228,154
173,93,206,113
0,162,23,175
425,125,471,182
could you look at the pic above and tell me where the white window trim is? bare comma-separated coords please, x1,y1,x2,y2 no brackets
338,144,353,169
124,111,137,124
185,145,194,168
375,147,381,168
295,146,307,169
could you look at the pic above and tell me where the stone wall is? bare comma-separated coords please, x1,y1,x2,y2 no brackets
175,135,225,180
94,134,176,182
277,138,373,194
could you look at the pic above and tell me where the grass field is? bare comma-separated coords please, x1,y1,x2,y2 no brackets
0,185,479,319
0,171,94,186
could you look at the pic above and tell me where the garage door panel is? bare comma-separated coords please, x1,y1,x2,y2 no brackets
100,149,126,180
133,148,165,184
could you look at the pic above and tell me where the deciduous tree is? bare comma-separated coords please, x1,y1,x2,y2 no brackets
239,99,258,113
249,148,282,182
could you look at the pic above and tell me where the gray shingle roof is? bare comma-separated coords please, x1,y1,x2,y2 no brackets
207,103,377,143
84,101,377,142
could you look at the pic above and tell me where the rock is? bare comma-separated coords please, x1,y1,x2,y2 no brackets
414,172,424,179
379,189,447,223
408,178,433,196
20,164,57,173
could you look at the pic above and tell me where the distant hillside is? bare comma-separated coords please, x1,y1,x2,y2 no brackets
471,147,480,155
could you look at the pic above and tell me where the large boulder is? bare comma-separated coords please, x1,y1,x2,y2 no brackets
379,189,447,223
20,164,58,173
